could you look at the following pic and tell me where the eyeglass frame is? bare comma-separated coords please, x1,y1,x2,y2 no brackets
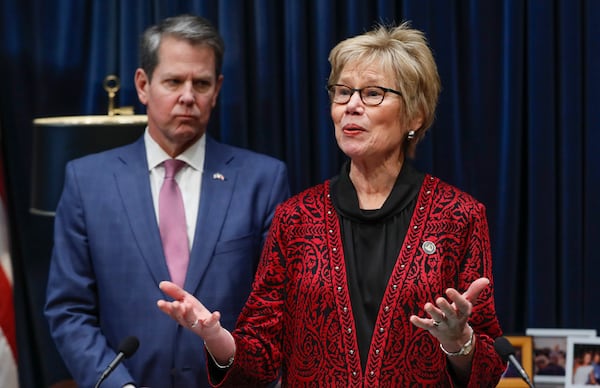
326,84,403,106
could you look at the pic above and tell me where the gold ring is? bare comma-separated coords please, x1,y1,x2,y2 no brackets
432,320,440,327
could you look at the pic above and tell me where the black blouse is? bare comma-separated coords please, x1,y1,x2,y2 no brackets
330,161,424,371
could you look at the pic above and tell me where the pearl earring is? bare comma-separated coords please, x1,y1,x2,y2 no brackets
407,130,415,140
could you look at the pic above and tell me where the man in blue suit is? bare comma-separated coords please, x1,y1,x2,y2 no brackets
44,14,289,387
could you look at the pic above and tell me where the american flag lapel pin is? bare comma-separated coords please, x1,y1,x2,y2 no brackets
212,172,225,181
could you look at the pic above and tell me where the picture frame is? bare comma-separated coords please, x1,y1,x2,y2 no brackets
497,335,534,388
565,336,600,388
526,328,597,385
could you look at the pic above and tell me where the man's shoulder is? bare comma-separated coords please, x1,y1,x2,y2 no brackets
209,138,285,167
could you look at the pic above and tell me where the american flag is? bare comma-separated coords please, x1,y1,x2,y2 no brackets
0,124,18,386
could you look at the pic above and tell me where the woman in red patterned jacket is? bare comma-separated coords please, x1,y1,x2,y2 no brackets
158,22,506,387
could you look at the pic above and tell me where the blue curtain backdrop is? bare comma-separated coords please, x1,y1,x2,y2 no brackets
1,0,598,386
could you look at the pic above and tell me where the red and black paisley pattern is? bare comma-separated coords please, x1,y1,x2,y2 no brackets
216,175,505,387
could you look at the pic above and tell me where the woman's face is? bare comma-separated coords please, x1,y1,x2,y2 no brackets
330,62,419,165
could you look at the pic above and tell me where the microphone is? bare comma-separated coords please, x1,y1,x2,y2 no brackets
94,336,140,388
494,336,534,388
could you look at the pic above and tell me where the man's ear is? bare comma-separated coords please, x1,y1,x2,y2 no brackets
211,74,224,108
134,68,150,105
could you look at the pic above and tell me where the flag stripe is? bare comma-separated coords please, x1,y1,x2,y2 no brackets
0,264,16,360
0,120,18,386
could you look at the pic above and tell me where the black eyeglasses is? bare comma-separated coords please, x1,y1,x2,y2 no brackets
326,84,402,106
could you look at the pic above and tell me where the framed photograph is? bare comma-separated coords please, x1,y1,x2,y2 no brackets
497,335,534,388
526,328,597,385
565,336,600,388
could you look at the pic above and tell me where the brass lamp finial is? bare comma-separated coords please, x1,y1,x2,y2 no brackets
103,75,134,116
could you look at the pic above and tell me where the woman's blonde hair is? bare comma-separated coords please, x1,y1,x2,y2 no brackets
328,22,441,158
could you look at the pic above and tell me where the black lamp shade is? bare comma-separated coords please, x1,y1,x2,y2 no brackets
30,115,147,216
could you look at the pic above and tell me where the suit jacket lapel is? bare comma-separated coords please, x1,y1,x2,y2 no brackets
186,137,237,292
115,138,171,284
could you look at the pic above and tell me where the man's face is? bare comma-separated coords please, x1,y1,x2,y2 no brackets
135,35,223,156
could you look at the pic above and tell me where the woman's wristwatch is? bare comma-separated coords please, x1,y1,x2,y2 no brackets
205,341,235,369
439,325,475,357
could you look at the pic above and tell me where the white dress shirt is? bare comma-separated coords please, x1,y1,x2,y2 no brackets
144,129,205,250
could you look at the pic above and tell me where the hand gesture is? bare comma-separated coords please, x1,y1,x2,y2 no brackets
157,280,222,340
409,277,489,344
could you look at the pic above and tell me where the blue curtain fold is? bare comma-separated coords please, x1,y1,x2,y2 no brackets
583,0,600,328
1,0,599,386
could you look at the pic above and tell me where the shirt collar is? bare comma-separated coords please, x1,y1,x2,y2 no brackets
144,128,206,172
